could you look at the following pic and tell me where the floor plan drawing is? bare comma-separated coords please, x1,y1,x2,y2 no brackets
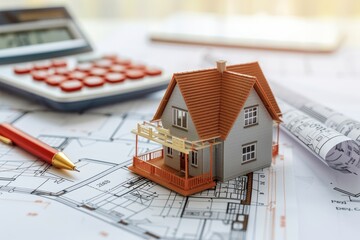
0,90,297,240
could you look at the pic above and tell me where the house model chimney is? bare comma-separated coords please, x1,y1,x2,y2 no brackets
217,60,227,74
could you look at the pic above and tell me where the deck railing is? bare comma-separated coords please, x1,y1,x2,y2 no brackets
132,120,221,154
133,150,213,190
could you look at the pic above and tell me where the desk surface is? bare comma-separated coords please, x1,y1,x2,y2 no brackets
1,18,360,240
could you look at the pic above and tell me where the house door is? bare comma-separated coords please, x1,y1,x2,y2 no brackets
180,152,185,172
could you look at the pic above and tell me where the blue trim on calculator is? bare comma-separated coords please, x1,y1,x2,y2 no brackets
0,81,167,112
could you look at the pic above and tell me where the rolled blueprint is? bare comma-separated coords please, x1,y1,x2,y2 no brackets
272,81,360,145
279,99,360,174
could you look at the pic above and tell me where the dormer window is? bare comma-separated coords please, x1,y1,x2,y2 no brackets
244,105,258,127
172,107,188,129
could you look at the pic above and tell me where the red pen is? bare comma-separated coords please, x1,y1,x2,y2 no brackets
0,123,79,171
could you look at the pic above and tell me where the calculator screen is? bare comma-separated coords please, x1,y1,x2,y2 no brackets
0,27,74,49
0,7,92,64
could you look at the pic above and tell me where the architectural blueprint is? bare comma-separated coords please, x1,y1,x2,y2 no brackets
0,89,297,240
272,82,360,145
278,99,360,174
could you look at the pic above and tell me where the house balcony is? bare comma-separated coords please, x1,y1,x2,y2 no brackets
129,149,216,196
131,120,221,154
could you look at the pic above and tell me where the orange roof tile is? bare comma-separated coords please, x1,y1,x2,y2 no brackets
153,62,281,140
227,62,282,117
219,72,256,139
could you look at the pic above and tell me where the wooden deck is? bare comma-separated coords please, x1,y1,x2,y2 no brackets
129,149,216,196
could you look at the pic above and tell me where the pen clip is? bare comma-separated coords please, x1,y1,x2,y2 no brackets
0,135,13,145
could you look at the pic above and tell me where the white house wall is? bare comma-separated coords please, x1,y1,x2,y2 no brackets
160,84,200,141
160,84,205,176
222,88,273,181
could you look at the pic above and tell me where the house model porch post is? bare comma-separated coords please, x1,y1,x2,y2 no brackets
185,153,189,189
135,134,138,157
209,143,213,179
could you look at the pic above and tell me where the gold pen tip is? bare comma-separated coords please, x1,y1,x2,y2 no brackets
73,167,80,172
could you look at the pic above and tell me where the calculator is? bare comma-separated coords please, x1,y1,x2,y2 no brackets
0,6,169,111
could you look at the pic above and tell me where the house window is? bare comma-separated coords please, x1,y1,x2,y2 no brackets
191,151,198,167
244,106,258,127
242,142,256,163
172,107,188,129
167,147,173,157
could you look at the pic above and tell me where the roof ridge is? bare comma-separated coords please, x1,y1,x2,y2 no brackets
172,62,260,77
224,70,257,80
173,67,218,77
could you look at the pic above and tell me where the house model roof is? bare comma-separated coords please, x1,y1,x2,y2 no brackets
153,61,282,140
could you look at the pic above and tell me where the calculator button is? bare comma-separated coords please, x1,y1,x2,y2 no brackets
51,59,67,67
76,63,93,72
55,67,70,75
94,59,113,68
105,73,126,83
115,58,131,66
68,71,88,80
83,76,105,87
102,54,118,61
31,70,49,81
77,54,102,63
90,68,108,77
33,61,51,70
145,68,162,76
45,75,67,86
14,65,32,74
110,64,128,73
125,70,145,80
60,80,83,92
129,64,146,70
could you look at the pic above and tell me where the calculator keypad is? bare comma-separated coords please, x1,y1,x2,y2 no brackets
13,55,163,93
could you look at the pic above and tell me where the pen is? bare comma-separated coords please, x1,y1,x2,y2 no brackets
0,123,79,172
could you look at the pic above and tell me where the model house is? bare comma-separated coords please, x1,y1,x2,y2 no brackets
129,61,282,196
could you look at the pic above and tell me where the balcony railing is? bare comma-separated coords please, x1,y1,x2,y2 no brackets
132,120,221,154
132,149,214,191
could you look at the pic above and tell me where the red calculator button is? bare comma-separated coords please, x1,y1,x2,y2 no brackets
125,70,145,80
68,71,88,80
33,61,51,70
145,68,162,76
46,75,67,86
105,73,126,83
55,67,70,75
115,58,131,66
94,59,113,68
60,80,83,92
83,76,105,87
129,64,146,70
31,70,49,81
76,63,93,72
102,54,117,61
110,64,128,73
14,65,32,74
90,67,108,77
51,59,67,67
